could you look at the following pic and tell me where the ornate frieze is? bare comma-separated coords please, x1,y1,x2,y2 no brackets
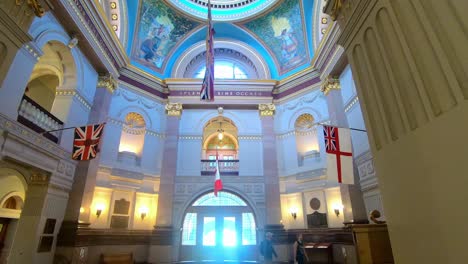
258,103,275,116
320,76,340,95
55,89,92,110
165,103,183,117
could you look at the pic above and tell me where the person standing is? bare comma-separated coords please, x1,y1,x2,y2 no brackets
293,233,307,264
260,232,278,263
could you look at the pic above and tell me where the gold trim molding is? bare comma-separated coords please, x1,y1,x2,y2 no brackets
321,76,341,95
97,74,117,93
165,103,183,117
259,103,276,116
16,0,45,17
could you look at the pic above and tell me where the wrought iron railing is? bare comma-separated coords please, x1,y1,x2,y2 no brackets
17,95,64,143
201,159,239,176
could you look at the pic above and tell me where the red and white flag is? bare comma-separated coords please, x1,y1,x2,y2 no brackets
323,125,354,184
200,0,215,101
214,150,223,196
72,123,105,161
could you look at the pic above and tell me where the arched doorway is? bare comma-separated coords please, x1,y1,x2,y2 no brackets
179,191,257,261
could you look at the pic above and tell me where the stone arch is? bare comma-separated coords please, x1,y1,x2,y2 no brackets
177,186,263,230
196,111,246,135
29,15,84,95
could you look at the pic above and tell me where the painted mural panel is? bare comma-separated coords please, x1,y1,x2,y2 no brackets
242,0,309,74
132,0,199,72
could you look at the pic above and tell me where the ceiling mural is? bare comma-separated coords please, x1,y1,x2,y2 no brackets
240,0,309,74
131,0,200,72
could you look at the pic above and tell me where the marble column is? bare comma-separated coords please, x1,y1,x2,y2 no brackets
325,0,468,263
155,103,182,228
57,74,116,247
258,104,282,228
322,76,368,224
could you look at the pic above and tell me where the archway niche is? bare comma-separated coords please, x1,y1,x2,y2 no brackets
202,116,239,175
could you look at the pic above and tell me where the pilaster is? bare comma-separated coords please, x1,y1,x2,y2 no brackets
258,104,282,229
325,0,468,263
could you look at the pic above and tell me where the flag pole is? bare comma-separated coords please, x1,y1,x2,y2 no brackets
39,122,107,135
315,122,367,133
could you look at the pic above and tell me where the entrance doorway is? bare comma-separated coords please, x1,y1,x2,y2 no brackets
180,192,257,261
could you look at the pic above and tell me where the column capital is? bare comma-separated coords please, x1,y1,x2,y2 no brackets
323,0,345,21
321,76,341,96
165,102,183,117
97,73,117,93
258,103,276,117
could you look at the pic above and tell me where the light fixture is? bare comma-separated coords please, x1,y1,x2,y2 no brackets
79,207,85,214
217,122,224,141
140,206,149,220
333,204,343,217
95,204,105,218
289,207,298,220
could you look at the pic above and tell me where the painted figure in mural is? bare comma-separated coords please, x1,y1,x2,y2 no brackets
279,28,298,61
140,20,171,67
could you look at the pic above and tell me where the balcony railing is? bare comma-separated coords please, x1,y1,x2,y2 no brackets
201,160,239,176
17,95,64,143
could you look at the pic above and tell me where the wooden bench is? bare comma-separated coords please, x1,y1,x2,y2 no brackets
100,252,133,264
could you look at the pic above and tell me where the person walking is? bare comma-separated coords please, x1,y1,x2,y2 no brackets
293,233,307,264
260,232,278,263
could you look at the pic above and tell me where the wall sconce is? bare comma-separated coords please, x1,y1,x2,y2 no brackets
217,122,224,141
95,204,105,218
139,206,149,220
289,207,298,220
333,204,343,217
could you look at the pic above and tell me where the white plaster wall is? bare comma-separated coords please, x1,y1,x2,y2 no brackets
275,90,329,177
102,86,165,176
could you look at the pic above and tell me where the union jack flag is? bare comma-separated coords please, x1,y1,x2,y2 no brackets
324,126,337,153
200,0,215,101
72,123,105,161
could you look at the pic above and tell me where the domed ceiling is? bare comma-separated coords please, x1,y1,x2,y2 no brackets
119,0,324,80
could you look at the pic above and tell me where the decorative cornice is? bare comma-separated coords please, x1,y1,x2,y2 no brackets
179,136,203,140
323,0,345,21
258,103,276,117
165,103,183,117
238,136,262,140
321,76,341,95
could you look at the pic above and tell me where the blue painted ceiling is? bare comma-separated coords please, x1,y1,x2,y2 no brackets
125,0,316,80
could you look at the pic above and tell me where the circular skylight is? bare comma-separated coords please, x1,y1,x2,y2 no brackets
167,0,280,21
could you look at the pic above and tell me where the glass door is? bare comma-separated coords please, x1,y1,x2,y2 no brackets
197,212,241,261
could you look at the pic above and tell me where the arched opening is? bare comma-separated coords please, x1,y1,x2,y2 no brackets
0,170,27,262
118,112,147,167
18,41,73,143
179,191,257,261
201,117,239,176
294,113,319,166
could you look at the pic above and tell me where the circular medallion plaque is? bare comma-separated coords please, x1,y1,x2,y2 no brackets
309,197,321,211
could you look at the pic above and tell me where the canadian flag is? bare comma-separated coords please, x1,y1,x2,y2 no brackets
323,125,354,184
214,152,223,196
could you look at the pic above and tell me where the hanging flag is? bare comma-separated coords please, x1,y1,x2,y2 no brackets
323,125,354,184
214,148,223,196
72,123,105,161
200,0,215,101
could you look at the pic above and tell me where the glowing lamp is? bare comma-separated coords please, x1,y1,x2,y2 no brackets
95,203,105,218
139,206,149,220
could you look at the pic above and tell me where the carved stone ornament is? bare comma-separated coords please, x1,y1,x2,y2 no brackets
321,76,341,95
97,74,117,93
259,103,276,116
323,0,344,21
165,103,183,117
16,0,45,17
